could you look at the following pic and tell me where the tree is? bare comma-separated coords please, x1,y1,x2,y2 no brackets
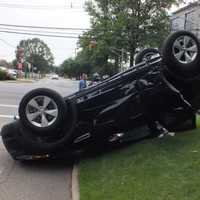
12,59,18,69
78,29,119,75
60,55,93,78
61,58,79,78
78,0,183,70
16,38,54,73
0,59,11,68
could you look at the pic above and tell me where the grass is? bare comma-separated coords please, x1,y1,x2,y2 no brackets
79,129,200,200
196,114,200,129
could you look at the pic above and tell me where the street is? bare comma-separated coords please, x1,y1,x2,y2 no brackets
0,78,78,200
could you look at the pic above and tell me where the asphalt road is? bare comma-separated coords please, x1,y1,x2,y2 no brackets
0,78,78,200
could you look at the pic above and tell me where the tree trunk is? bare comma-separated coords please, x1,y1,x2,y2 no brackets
129,48,135,67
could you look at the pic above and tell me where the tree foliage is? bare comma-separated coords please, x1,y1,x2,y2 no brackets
61,0,184,77
78,0,184,71
16,38,54,73
60,54,93,79
0,59,12,68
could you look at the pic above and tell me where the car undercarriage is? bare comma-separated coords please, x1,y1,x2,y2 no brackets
1,30,200,161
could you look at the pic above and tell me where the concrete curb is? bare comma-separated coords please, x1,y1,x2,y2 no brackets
2,80,35,83
71,163,80,200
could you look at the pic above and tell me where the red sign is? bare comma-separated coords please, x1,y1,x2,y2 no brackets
18,63,23,70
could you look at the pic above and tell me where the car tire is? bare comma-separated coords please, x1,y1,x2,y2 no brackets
1,120,25,160
135,48,159,65
19,88,67,134
162,31,200,80
18,98,77,152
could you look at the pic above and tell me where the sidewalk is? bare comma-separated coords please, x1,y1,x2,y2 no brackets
2,78,36,83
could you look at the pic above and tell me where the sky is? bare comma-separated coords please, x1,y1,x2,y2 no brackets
0,0,90,65
0,0,195,66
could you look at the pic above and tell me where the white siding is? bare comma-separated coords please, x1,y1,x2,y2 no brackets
171,2,200,38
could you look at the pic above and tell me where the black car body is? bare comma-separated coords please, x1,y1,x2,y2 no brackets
1,31,200,161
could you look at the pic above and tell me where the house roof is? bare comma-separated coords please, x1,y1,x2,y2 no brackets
172,1,199,15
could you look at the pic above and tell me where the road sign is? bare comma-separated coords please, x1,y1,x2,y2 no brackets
18,63,22,70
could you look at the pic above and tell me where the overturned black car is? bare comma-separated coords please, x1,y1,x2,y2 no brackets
2,31,200,161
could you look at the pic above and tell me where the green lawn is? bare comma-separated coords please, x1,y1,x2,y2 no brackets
79,129,200,200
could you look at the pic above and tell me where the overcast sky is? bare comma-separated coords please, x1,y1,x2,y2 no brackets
0,0,194,66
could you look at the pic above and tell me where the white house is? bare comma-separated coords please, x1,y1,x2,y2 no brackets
171,1,200,38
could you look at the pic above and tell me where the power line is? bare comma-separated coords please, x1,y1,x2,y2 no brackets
0,30,80,38
0,3,85,10
0,28,130,42
0,23,90,31
0,23,131,33
0,27,82,36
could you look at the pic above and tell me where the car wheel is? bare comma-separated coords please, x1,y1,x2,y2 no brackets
162,31,200,80
135,48,160,65
18,98,77,152
19,88,67,133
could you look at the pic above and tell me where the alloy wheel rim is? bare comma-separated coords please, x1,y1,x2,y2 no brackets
173,35,198,64
25,95,58,128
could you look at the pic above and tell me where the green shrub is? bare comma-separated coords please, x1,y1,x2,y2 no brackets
0,69,8,80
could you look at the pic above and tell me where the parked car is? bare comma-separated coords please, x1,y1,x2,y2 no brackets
0,67,17,80
1,31,200,161
8,69,17,79
51,74,59,80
